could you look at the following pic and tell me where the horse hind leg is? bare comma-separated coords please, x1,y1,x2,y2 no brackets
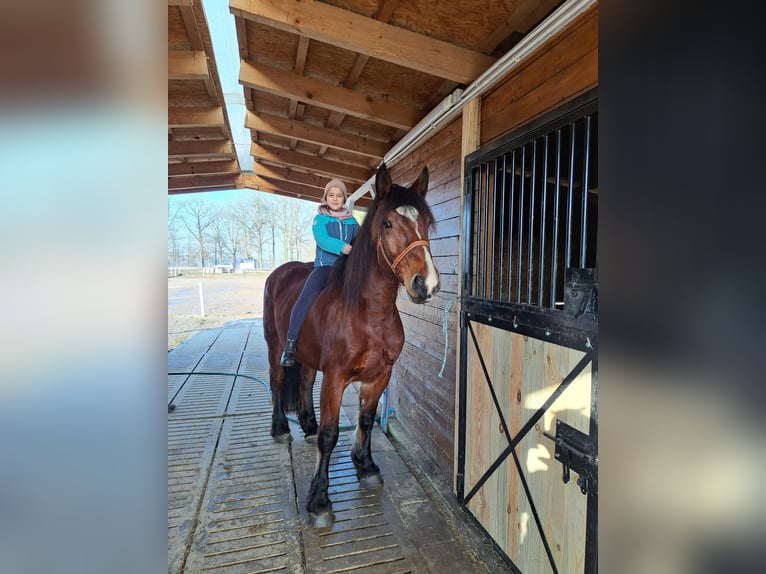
298,366,318,441
268,363,291,442
270,362,305,443
351,378,388,489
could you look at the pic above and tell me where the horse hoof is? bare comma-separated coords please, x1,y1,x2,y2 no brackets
272,432,292,444
359,473,384,489
309,510,335,528
304,433,318,444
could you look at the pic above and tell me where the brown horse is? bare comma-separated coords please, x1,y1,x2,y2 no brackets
262,163,440,527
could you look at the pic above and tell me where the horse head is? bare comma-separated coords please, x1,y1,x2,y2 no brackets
373,163,441,303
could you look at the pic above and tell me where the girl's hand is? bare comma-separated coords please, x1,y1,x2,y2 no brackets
342,244,352,255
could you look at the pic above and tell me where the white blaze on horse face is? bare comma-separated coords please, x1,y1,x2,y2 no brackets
395,205,439,293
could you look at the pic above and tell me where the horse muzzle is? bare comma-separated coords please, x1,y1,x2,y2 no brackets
409,273,441,303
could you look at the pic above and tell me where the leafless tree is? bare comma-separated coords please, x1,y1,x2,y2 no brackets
178,197,216,267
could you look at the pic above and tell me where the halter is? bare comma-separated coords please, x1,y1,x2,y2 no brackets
377,237,431,273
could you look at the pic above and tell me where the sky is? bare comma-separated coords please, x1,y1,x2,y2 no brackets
202,0,254,173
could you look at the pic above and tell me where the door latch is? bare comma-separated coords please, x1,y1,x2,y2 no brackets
543,419,597,495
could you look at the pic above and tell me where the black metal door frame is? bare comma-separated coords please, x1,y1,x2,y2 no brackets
456,90,598,574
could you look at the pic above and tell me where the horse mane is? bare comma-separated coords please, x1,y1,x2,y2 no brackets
327,183,434,306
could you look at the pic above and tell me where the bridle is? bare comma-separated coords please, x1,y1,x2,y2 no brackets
377,237,431,274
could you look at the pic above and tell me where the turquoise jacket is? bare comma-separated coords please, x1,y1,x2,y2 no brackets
312,211,359,267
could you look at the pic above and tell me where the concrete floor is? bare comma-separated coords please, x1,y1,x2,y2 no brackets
168,318,511,573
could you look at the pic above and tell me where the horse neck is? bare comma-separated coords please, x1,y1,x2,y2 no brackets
358,253,401,311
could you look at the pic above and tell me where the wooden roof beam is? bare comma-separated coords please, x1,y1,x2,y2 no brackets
168,106,226,128
168,160,240,177
250,164,328,189
240,174,323,199
250,143,370,183
168,140,236,159
168,50,210,80
230,0,496,84
168,173,240,192
246,111,388,159
239,61,420,130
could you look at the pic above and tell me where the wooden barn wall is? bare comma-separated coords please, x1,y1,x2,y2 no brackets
385,4,597,486
480,4,598,147
388,117,462,479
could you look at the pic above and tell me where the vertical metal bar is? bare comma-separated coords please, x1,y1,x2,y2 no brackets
565,121,576,271
478,164,487,298
472,166,478,297
507,149,516,303
580,115,592,268
516,145,526,304
527,139,537,304
488,158,496,300
539,133,549,307
463,170,474,298
498,153,508,301
551,129,562,309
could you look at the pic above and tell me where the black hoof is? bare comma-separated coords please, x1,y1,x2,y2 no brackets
272,432,293,444
309,510,335,528
359,473,384,489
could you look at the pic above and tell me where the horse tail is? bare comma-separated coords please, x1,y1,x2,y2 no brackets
281,364,302,413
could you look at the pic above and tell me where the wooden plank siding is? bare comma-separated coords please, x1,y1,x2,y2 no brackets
388,117,463,478
480,4,598,146
464,325,592,573
384,4,598,494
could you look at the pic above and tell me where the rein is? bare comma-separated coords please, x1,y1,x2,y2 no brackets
377,238,431,273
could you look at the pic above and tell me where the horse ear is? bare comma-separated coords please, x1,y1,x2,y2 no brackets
411,166,429,197
375,162,391,201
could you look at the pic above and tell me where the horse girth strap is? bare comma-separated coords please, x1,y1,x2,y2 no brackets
377,239,431,273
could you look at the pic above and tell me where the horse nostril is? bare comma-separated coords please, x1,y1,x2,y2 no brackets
412,275,426,296
433,280,441,295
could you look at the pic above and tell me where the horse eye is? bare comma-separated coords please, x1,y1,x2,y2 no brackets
383,220,392,229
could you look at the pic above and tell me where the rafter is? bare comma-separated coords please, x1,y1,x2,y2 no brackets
246,111,388,159
250,143,370,183
168,50,209,80
169,160,240,177
168,140,236,159
239,61,420,130
168,106,226,128
252,163,334,189
168,173,240,192
230,0,496,84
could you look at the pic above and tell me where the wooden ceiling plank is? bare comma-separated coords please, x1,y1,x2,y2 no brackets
230,0,496,84
317,0,399,154
169,160,240,177
168,50,210,80
251,143,369,183
239,61,419,130
241,174,323,198
168,140,236,159
168,106,226,128
178,4,204,51
168,173,240,191
246,111,387,159
251,163,326,188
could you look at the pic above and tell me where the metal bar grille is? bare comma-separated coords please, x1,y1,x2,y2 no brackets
466,104,598,310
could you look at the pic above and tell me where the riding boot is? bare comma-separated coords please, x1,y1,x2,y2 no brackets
280,339,297,367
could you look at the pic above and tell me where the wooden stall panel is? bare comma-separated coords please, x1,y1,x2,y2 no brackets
465,323,592,573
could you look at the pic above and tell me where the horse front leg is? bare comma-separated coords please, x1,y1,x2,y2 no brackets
306,376,344,527
351,375,389,488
